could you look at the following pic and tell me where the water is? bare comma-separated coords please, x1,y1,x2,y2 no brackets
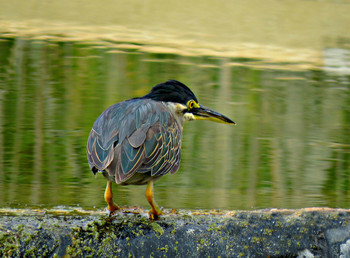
0,36,349,212
0,0,350,211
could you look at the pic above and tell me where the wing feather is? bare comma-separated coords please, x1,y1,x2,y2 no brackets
87,98,182,184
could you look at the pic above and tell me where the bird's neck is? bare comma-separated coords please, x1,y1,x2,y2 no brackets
163,102,187,129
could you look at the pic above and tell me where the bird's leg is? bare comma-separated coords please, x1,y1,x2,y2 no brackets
104,180,120,215
145,180,163,219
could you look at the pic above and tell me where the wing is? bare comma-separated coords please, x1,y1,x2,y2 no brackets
87,98,182,184
87,101,127,172
138,111,182,177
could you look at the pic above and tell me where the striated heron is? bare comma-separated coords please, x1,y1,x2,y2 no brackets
87,80,235,218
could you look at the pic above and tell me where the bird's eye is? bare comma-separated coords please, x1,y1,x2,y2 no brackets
187,100,196,110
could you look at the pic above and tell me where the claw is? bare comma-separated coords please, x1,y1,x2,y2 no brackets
107,204,120,216
148,208,163,220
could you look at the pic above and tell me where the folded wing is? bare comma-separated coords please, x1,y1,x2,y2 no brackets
87,99,182,184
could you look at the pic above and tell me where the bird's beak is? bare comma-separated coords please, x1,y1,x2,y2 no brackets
190,104,236,125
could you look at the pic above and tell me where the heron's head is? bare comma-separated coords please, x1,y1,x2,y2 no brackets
143,80,236,125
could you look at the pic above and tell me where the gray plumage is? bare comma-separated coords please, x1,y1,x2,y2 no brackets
87,98,182,185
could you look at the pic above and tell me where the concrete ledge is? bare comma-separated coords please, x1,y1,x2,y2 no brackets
1,207,350,257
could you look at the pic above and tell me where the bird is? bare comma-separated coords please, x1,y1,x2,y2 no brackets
87,80,235,218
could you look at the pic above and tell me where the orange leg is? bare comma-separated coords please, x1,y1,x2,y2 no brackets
104,180,120,215
145,180,163,219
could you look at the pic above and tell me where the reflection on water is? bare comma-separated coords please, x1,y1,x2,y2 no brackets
0,37,349,211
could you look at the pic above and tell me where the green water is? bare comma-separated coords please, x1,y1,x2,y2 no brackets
1,0,350,211
0,36,349,211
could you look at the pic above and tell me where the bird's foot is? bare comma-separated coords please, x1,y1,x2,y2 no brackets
121,206,144,215
169,208,177,215
148,207,164,220
107,203,120,216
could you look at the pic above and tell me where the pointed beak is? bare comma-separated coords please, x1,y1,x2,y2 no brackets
190,104,236,125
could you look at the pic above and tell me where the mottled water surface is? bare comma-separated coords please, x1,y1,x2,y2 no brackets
0,36,349,211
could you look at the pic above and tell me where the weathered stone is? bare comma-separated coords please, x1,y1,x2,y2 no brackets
0,207,349,257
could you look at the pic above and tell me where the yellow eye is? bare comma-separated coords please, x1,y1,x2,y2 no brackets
187,100,198,109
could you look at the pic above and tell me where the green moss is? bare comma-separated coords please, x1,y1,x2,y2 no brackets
132,230,140,236
181,214,193,220
159,245,169,252
329,213,340,220
2,208,350,257
0,231,19,257
240,221,249,228
150,222,164,236
83,246,94,253
16,224,25,232
301,227,308,233
252,236,266,244
24,246,36,257
263,228,273,235
207,223,221,232
276,221,283,227
24,233,34,245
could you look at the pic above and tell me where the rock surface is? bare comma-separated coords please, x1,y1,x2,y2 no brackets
1,207,350,257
